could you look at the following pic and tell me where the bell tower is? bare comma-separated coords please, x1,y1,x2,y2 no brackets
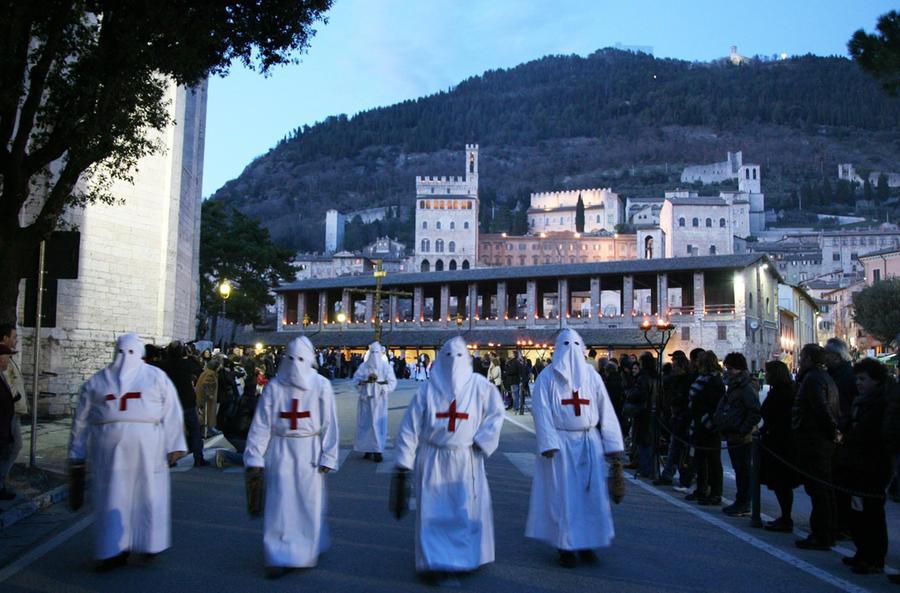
465,144,479,195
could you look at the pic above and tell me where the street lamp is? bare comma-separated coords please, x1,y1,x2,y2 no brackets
641,315,676,480
215,279,232,344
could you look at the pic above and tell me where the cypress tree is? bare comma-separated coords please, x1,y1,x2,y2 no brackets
575,194,585,233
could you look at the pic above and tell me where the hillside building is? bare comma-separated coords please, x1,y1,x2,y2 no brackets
325,205,398,253
479,231,636,267
527,188,623,233
681,151,743,185
414,145,480,273
838,163,900,189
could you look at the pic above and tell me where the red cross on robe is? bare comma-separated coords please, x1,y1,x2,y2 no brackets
104,392,142,411
561,390,590,417
436,399,469,432
279,398,311,430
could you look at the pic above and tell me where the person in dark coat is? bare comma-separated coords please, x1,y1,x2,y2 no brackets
626,352,657,478
792,344,840,550
656,352,693,487
687,351,725,505
759,360,800,532
719,353,762,517
603,360,626,435
158,341,206,467
824,337,857,539
838,359,893,574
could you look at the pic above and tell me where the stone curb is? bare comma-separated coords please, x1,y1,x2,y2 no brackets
0,485,68,531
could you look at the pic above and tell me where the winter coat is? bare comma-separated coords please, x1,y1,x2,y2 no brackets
792,366,839,444
689,373,725,448
827,361,858,432
716,371,761,444
837,385,893,497
759,383,801,490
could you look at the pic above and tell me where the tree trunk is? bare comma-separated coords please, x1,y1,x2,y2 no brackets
0,235,27,325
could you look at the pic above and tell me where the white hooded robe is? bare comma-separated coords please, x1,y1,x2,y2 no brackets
68,333,187,560
353,342,397,453
525,328,625,550
244,336,340,568
395,337,505,572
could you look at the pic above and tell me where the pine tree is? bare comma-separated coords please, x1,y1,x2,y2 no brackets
575,194,585,233
877,173,890,203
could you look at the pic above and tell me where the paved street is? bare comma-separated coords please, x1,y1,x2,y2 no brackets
0,379,898,592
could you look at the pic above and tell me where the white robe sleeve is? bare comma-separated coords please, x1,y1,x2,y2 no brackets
162,374,187,454
473,382,504,456
595,376,625,454
244,383,276,468
318,380,340,470
352,363,369,383
68,381,93,461
531,375,561,455
395,383,427,471
383,363,397,394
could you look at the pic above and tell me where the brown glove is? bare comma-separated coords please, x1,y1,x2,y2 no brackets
606,454,625,504
69,460,86,512
245,466,265,517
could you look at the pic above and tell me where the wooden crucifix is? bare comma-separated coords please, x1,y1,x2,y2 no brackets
345,259,413,342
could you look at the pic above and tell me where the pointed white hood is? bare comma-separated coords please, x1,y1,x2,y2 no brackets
109,333,146,389
550,328,590,392
430,336,474,400
277,336,316,390
365,341,387,373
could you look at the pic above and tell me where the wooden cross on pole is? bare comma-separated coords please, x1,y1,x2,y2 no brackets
345,259,412,342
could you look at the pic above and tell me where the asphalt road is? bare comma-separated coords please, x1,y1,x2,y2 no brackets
0,379,898,593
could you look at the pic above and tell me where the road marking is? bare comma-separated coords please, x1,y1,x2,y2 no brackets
0,514,94,584
504,452,535,477
502,413,534,433
506,414,875,593
630,479,871,593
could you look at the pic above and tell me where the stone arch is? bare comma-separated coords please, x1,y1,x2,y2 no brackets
461,259,470,270
449,260,458,270
421,259,430,272
644,236,654,259
435,259,444,271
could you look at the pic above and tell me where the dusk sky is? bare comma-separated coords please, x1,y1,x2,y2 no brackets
202,0,896,197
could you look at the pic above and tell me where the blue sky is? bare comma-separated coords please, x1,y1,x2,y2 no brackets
202,0,895,197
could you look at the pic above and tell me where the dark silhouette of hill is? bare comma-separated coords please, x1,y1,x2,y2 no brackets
210,48,900,251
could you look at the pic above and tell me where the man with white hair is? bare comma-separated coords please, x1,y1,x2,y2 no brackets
823,337,858,541
353,341,397,462
68,333,187,571
526,328,626,568
393,336,505,582
244,336,339,577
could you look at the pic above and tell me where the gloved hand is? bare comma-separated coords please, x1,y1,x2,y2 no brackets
245,466,265,517
69,460,86,512
606,454,625,504
389,468,411,520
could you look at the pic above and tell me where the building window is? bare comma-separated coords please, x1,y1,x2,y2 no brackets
710,245,717,255
706,218,712,227
874,269,881,282
464,222,469,229
421,239,430,252
436,221,442,230
449,260,457,270
435,239,444,252
833,253,840,261
422,221,427,229
717,325,727,341
435,259,444,271
679,217,685,227
448,241,456,253
421,260,430,272
687,244,693,255
644,236,654,259
748,292,753,308
450,221,455,230
462,260,470,269
692,218,699,227
419,200,425,209
597,215,601,222
681,326,690,341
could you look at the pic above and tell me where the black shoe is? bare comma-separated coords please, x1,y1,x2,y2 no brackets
764,518,794,532
842,556,863,567
795,537,832,551
417,570,447,585
363,452,372,460
0,488,16,501
623,461,639,470
684,490,706,502
558,550,577,568
96,551,130,572
373,453,383,463
652,476,674,486
194,458,210,467
698,496,722,506
722,504,750,517
851,563,884,575
577,550,598,564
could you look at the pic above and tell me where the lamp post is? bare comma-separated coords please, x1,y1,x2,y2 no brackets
215,279,232,345
641,316,676,480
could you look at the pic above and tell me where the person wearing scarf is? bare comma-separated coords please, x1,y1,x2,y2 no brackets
243,336,340,576
68,333,187,571
525,329,625,568
393,336,504,583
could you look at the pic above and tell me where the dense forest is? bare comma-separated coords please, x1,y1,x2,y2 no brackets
210,48,900,252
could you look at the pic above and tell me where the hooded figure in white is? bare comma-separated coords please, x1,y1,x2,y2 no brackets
68,333,186,561
244,336,339,569
394,337,505,573
353,342,397,458
525,328,625,558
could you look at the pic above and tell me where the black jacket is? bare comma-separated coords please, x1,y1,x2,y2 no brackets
503,358,521,386
792,366,839,443
0,375,14,444
827,361,858,432
839,385,893,496
689,373,725,447
759,383,800,490
158,357,197,411
716,371,762,443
